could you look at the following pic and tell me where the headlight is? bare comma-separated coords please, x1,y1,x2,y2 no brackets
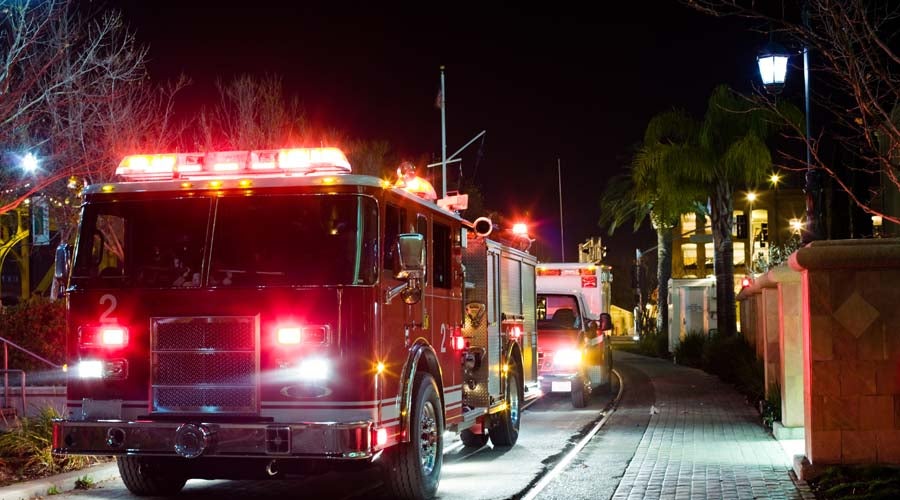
297,358,330,381
77,360,103,379
553,348,582,368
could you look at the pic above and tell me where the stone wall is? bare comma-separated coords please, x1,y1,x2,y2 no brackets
790,238,900,474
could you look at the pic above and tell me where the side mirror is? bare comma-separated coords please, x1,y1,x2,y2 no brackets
55,243,72,280
386,233,425,305
394,233,425,279
598,312,613,332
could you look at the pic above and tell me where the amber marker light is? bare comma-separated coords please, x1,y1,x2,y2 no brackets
238,179,252,188
208,180,223,189
101,185,114,193
181,182,193,189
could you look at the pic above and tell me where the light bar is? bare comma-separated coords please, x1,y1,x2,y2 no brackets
116,147,352,181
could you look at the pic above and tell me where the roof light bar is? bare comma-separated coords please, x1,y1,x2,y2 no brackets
116,147,352,181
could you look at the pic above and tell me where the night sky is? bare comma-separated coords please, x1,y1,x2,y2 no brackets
114,1,766,306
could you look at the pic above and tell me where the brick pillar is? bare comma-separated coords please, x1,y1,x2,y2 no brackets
789,239,900,479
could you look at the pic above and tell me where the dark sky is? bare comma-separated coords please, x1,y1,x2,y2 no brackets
114,1,764,304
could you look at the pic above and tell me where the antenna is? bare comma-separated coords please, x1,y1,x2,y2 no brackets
558,158,565,261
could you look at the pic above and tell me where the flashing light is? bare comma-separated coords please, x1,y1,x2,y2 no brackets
375,427,388,447
101,185,114,193
741,277,752,288
101,327,127,347
512,223,528,237
746,192,757,202
79,325,129,349
789,218,803,234
451,334,466,351
238,179,252,188
22,152,38,173
208,180,223,189
509,325,523,340
116,147,351,181
297,358,329,381
77,360,103,379
321,177,337,185
180,182,193,189
376,361,386,374
553,348,582,369
277,327,302,345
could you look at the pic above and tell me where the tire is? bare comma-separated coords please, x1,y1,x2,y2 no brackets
460,428,489,448
571,375,589,408
117,456,187,496
490,370,522,447
381,372,443,499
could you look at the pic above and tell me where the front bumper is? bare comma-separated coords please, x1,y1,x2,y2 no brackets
53,419,375,460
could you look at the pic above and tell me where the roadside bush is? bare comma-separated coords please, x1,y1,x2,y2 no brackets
0,407,99,478
811,465,900,499
761,382,782,429
702,332,764,403
613,327,670,359
674,332,706,368
0,297,65,377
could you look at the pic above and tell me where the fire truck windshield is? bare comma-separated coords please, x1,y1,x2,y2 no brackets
71,194,378,289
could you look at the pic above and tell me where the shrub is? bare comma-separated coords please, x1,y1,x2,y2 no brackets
0,407,99,476
0,297,66,376
674,332,706,368
761,382,782,429
702,332,764,403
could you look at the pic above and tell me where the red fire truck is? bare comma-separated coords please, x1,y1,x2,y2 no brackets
51,147,539,499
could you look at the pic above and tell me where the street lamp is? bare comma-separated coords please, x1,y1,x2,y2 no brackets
21,152,38,173
757,23,822,245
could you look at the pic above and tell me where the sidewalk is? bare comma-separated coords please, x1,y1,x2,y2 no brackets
610,351,813,500
0,463,118,500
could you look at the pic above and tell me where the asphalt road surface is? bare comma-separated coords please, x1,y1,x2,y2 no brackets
47,363,632,500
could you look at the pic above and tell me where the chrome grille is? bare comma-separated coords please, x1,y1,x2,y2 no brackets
152,316,259,414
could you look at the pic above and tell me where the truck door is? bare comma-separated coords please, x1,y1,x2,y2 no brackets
381,203,426,352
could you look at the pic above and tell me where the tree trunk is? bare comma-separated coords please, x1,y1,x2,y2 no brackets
710,183,737,336
656,227,673,336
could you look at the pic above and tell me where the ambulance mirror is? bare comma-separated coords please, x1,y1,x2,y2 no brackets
598,312,613,332
55,243,72,279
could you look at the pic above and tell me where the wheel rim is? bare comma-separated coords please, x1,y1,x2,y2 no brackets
509,376,520,427
419,400,438,475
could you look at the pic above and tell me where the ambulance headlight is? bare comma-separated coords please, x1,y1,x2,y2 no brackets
553,349,582,369
297,358,329,381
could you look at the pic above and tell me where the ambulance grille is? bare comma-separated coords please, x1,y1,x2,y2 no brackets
151,316,259,414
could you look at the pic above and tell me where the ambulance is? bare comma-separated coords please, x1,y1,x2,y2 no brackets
535,262,613,407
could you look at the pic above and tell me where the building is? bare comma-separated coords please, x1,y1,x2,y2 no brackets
671,187,806,285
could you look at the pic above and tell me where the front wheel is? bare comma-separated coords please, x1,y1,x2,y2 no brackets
490,369,522,447
117,456,187,496
381,372,443,499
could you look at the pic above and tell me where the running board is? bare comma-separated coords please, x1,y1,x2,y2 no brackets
523,381,543,405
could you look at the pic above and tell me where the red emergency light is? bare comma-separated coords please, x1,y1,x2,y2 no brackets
78,325,129,349
116,147,351,181
741,277,752,288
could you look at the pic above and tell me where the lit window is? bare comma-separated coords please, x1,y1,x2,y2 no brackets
704,243,714,266
681,214,696,235
733,242,746,266
682,243,698,268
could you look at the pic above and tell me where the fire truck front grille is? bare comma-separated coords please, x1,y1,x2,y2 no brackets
151,316,259,414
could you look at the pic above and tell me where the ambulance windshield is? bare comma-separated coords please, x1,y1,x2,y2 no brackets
71,194,378,289
537,294,581,330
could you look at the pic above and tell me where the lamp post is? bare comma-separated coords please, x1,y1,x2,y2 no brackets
757,29,822,244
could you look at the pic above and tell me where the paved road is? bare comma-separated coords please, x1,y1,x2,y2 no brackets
48,384,616,499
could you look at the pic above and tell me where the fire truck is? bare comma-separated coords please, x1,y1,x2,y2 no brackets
51,147,538,499
536,262,613,407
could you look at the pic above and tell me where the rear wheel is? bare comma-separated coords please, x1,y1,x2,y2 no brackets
571,375,590,408
117,456,187,496
381,372,443,499
460,428,489,448
490,370,522,447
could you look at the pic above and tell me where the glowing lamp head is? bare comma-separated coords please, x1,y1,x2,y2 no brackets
512,223,528,237
741,277,752,288
757,41,790,92
375,427,388,447
22,152,38,173
77,360,103,379
746,192,757,202
789,218,803,234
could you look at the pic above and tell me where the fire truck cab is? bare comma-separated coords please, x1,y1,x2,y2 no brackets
52,148,538,499
536,263,613,408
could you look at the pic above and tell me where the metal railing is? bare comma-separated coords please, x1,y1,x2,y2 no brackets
1,335,63,415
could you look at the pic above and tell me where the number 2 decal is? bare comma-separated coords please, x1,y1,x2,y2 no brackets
99,294,118,323
440,323,447,353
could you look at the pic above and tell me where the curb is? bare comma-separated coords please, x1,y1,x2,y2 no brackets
0,462,119,500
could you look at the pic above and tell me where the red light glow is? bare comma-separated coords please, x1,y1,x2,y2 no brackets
375,427,388,447
452,335,466,351
101,327,127,347
741,277,752,288
277,327,302,345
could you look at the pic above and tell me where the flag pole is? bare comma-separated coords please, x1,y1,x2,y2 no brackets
558,158,565,261
440,66,447,199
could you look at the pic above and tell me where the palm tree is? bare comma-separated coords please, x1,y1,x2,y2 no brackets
655,85,798,336
600,116,704,336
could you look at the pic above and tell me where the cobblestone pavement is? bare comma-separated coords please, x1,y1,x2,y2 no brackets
610,352,805,500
